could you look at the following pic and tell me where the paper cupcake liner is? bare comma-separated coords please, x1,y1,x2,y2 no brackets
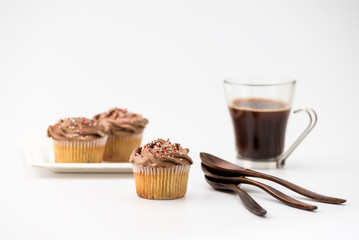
52,136,108,163
132,165,191,200
103,133,142,162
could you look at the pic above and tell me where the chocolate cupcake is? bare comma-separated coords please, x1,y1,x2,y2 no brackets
130,138,193,200
93,108,148,162
47,117,107,163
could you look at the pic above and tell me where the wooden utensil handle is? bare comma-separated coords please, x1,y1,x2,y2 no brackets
227,184,267,216
240,177,317,210
245,169,346,204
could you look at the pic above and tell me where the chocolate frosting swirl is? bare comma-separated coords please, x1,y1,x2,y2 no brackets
93,108,148,137
47,117,106,141
129,138,193,168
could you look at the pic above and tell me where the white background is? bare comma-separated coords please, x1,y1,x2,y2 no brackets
0,0,358,239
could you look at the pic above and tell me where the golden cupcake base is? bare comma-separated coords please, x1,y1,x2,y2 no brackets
103,134,142,163
132,165,191,200
52,137,107,163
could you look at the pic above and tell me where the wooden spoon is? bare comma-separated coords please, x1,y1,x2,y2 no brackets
200,152,346,204
205,175,267,216
202,163,317,211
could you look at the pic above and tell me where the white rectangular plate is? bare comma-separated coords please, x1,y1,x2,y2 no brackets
25,137,133,173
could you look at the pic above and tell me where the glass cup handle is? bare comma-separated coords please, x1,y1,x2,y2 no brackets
278,108,318,167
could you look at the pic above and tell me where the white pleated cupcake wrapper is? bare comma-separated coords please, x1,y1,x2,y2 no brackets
103,134,143,162
53,136,108,148
132,165,191,199
109,132,143,141
52,136,108,163
132,165,191,175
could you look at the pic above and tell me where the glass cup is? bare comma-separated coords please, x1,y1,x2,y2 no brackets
224,77,317,169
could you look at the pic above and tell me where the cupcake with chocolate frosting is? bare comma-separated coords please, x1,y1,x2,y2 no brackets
130,138,193,200
47,117,107,163
93,108,148,162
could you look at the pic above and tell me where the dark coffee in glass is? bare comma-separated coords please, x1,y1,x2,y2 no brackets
224,77,317,169
229,98,290,159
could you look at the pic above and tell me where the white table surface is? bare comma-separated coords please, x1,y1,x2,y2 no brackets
1,1,358,239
